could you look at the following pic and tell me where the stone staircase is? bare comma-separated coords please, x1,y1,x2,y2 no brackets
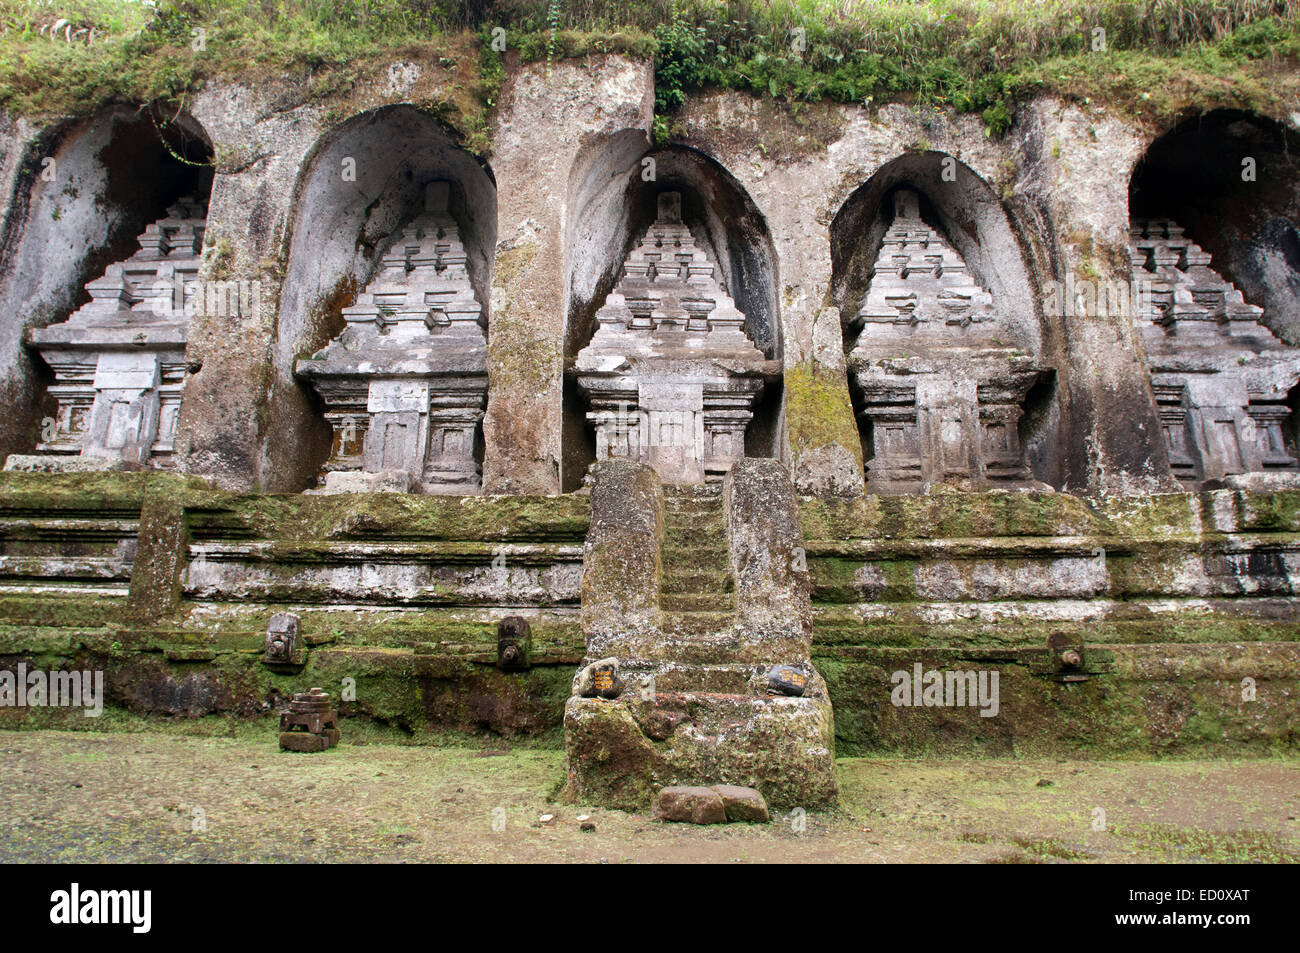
564,459,837,810
660,484,733,616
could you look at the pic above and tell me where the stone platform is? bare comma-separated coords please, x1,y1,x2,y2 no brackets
562,460,837,810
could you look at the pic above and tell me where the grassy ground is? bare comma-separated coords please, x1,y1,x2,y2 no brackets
2,729,1297,862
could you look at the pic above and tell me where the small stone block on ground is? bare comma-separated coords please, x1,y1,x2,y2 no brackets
711,784,770,823
655,786,727,824
279,732,330,753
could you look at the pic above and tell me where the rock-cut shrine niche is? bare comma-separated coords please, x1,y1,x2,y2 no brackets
1130,219,1300,489
847,189,1051,493
7,198,207,472
573,192,779,486
296,181,487,494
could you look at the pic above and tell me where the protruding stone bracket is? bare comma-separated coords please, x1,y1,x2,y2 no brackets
263,611,307,671
580,459,664,657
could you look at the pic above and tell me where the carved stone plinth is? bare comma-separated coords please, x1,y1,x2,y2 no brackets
8,198,206,472
847,191,1051,492
279,688,340,752
574,192,778,485
1131,219,1300,489
297,181,487,494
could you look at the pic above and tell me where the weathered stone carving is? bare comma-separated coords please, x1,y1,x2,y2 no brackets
574,192,778,486
279,687,340,752
1130,219,1300,489
263,611,300,665
496,615,532,671
846,190,1050,493
5,198,206,473
296,181,487,494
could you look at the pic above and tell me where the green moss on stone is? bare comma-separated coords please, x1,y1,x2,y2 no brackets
784,362,863,471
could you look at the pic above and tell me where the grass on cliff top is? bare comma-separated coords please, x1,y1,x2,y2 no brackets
0,0,1297,138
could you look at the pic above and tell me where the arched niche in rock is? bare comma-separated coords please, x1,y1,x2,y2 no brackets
0,106,213,469
1128,110,1300,490
830,151,1058,493
561,138,781,491
274,105,497,494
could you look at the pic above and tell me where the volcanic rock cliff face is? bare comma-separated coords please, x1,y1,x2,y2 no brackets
0,55,1298,791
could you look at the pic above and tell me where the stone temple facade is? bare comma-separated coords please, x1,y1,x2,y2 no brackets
6,197,206,472
847,190,1051,493
1,61,1299,812
296,181,487,494
1130,218,1300,490
574,192,778,486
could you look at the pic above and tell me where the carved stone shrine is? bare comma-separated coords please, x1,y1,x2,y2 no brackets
1130,218,1300,489
574,192,779,486
5,198,206,472
296,181,487,494
846,190,1051,493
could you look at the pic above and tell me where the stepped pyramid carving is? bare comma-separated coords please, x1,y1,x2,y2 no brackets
6,197,207,472
296,181,487,494
574,192,778,485
1130,218,1300,488
846,190,1050,493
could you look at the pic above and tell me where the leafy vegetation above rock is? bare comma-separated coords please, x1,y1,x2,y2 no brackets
0,1,1298,142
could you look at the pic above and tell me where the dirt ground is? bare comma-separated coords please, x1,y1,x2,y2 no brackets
2,730,1297,863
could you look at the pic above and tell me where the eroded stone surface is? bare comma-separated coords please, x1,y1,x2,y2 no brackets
711,784,770,823
847,191,1052,493
12,198,207,472
654,785,727,824
565,459,836,810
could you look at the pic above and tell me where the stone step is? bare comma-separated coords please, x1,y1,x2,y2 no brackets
661,545,730,572
661,610,735,639
662,500,725,517
661,568,733,595
661,592,734,612
619,662,759,695
662,484,723,500
662,521,727,547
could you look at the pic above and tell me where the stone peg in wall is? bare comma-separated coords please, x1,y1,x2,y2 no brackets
497,615,532,670
263,611,302,668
